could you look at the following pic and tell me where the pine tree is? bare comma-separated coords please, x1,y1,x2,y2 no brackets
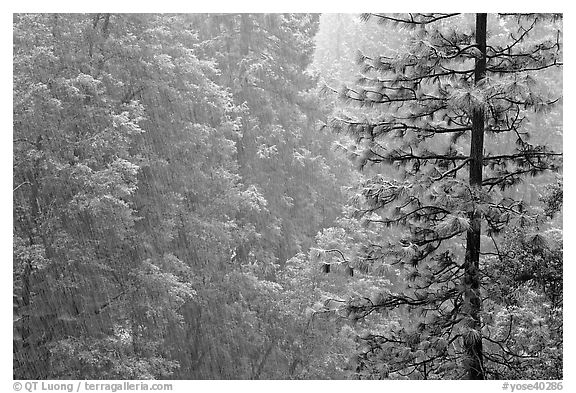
191,14,349,265
321,13,562,379
180,14,355,378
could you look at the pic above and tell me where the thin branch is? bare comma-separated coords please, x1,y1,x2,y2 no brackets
324,249,350,264
433,158,471,181
366,13,460,25
13,181,31,192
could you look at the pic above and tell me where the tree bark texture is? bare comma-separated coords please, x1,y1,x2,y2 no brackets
463,13,487,380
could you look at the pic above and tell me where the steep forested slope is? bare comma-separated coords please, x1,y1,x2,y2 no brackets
13,13,562,380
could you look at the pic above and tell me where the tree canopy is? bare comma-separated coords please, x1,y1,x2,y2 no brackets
13,13,562,381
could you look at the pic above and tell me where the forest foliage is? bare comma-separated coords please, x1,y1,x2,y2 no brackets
13,13,562,380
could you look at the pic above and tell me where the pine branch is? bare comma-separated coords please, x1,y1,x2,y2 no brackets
433,159,471,182
364,13,460,26
388,151,469,162
487,61,563,74
484,151,562,161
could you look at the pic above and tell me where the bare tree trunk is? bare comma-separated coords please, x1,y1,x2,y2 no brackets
463,13,487,380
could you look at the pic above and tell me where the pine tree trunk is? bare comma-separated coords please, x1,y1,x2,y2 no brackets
463,13,486,380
